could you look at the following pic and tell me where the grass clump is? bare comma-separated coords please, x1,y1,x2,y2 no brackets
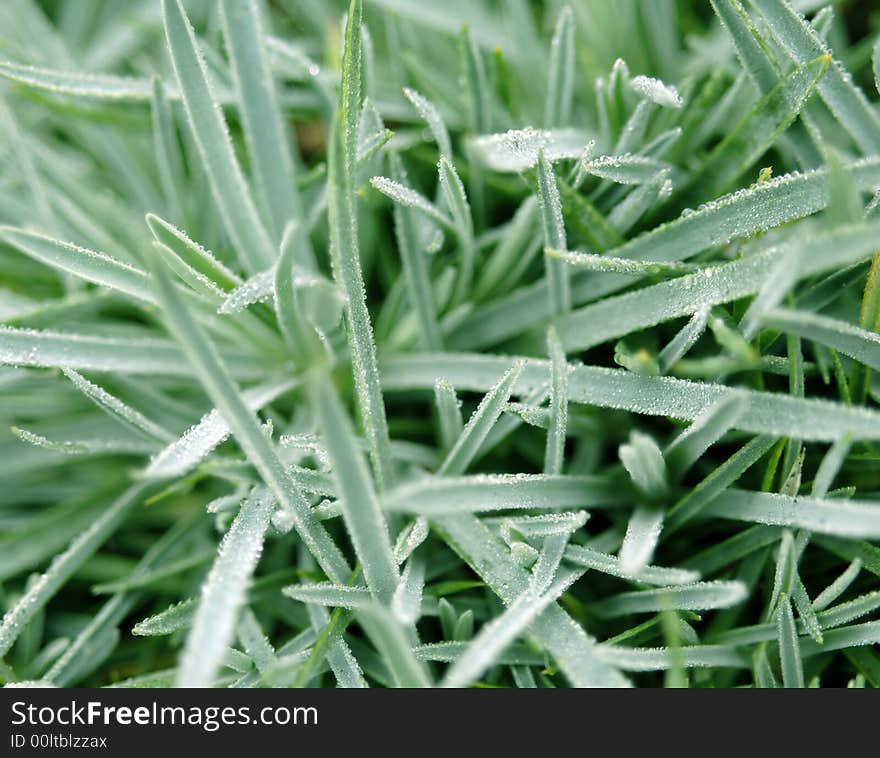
1,0,880,689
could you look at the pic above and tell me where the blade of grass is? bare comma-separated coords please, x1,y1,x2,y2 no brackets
381,353,880,441
220,0,301,242
327,0,394,491
161,0,275,273
544,327,568,475
438,361,524,476
545,5,574,127
537,150,571,316
176,489,274,687
310,378,399,603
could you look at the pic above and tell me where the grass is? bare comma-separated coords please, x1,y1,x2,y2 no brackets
0,0,880,688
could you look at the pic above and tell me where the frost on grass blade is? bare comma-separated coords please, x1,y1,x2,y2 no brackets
403,87,452,160
381,352,880,441
703,489,880,538
469,127,594,172
547,248,694,276
438,361,525,476
536,150,571,316
384,473,621,515
760,308,880,372
220,0,300,242
0,60,157,100
544,327,568,476
630,75,683,108
564,544,699,586
593,581,747,618
545,5,575,127
161,0,275,273
749,0,880,155
575,154,670,185
146,214,241,292
556,223,880,352
177,489,274,687
62,369,173,443
311,378,399,603
143,378,297,479
370,176,454,230
282,583,371,610
0,327,237,377
0,227,151,303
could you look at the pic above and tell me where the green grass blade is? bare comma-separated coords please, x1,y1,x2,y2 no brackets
665,435,775,534
537,150,571,316
619,506,665,576
381,353,880,441
161,0,275,273
548,248,694,276
220,0,300,241
0,60,157,100
177,489,273,687
711,0,778,93
556,223,880,352
0,327,240,377
433,379,463,453
760,308,880,372
62,369,173,443
384,474,622,515
356,605,432,687
544,327,568,475
438,361,525,475
665,394,746,479
150,77,185,218
593,581,747,618
274,222,323,364
703,490,880,538
391,557,425,625
598,644,748,671
370,176,454,230
813,560,862,612
146,214,241,292
576,154,669,185
311,378,399,603
545,5,574,127
283,583,371,610
0,227,151,303
564,544,699,586
327,3,394,491
391,154,442,351
403,87,452,160
777,594,804,687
